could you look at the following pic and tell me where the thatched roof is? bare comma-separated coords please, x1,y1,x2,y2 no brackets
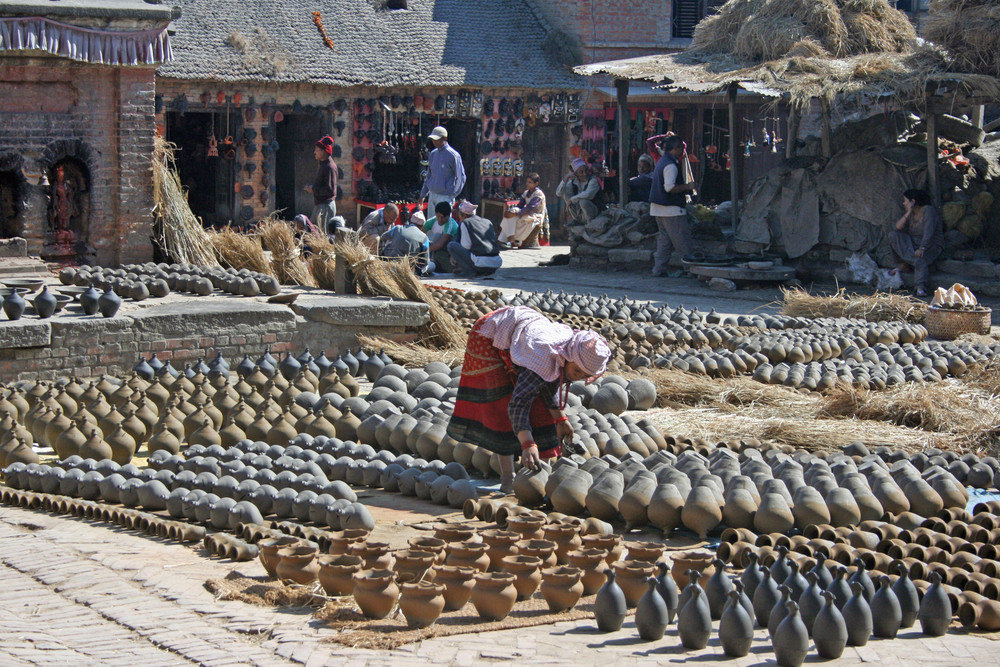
923,0,1000,78
575,0,1000,110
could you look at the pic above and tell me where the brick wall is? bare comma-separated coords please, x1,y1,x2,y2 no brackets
533,0,674,63
0,57,157,265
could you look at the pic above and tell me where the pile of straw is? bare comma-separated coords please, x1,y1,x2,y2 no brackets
208,225,271,275
257,215,316,287
357,335,466,368
780,286,927,323
305,232,338,291
923,0,1000,77
151,135,219,267
694,0,914,61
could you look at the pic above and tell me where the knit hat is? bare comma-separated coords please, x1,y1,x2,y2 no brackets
316,135,335,155
571,157,587,171
456,200,478,216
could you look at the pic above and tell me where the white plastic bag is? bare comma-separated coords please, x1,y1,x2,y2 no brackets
874,268,904,291
846,252,878,284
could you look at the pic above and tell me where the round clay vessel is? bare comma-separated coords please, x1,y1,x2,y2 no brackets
612,560,656,608
681,485,722,539
408,536,447,565
668,550,715,590
566,547,608,595
318,554,363,596
399,581,446,628
445,540,490,572
540,566,584,613
516,539,557,569
275,545,319,585
635,576,669,641
501,554,543,600
394,549,436,582
470,572,517,621
543,522,582,564
327,529,370,555
432,565,476,611
581,533,624,566
353,569,399,619
480,529,519,570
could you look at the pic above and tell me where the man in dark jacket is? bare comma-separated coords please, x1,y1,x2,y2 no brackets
649,135,695,277
304,135,338,233
448,201,502,277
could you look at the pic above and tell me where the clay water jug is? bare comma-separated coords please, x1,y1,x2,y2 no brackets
399,581,445,629
813,590,848,659
32,286,57,319
740,552,764,599
635,577,669,640
539,566,584,613
705,558,733,620
470,572,517,621
773,601,809,667
917,571,952,637
678,585,712,650
567,548,608,596
677,569,704,616
78,285,101,315
433,565,476,611
753,567,780,627
892,561,920,628
2,289,25,320
797,572,823,636
549,467,592,515
501,554,542,601
719,589,754,657
513,463,549,506
594,568,627,632
770,545,792,586
98,288,122,317
808,552,833,589
353,569,399,619
654,561,679,624
782,561,808,602
870,575,901,638
275,545,319,585
681,485,722,539
848,558,876,601
768,585,792,639
612,560,656,608
843,581,873,646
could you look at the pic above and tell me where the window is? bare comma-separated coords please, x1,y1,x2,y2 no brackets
672,0,727,39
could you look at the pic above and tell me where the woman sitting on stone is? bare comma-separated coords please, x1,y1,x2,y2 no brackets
889,188,943,297
499,172,547,249
446,305,611,493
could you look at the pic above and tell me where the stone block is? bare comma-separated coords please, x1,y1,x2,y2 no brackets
828,248,855,263
0,320,51,348
0,238,27,258
291,295,429,328
937,259,997,279
573,244,609,257
129,300,294,338
608,248,653,263
708,277,737,292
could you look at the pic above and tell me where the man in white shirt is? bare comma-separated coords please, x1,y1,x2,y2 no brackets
555,158,604,225
649,135,696,277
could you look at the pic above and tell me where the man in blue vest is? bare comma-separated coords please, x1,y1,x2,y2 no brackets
649,135,696,277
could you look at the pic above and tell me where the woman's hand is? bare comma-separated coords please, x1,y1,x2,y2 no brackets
914,248,924,258
521,444,541,471
556,420,574,445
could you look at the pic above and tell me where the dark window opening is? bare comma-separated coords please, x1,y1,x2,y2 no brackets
165,111,237,227
386,0,407,9
673,0,727,39
0,171,22,238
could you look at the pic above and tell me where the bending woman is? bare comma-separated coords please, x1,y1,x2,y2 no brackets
447,306,611,492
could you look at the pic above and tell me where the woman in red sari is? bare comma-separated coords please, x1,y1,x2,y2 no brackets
447,306,612,492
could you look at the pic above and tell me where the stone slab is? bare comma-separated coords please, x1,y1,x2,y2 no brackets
0,320,51,348
687,264,796,281
128,300,296,335
0,238,27,258
291,295,429,328
607,248,653,263
936,259,998,280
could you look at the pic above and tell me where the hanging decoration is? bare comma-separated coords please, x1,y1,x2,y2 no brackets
312,12,337,52
0,16,172,65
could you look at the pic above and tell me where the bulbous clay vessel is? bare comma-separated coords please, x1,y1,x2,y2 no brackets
892,561,920,628
668,550,715,590
681,485,722,539
501,554,543,601
516,539,557,569
705,558,734,621
399,581,446,629
635,577,669,640
843,581,873,646
407,536,447,565
654,561,680,624
580,533,624,566
567,548,608,596
647,482,684,535
678,585,712,650
613,560,656,608
549,468,593,516
740,552,764,600
480,530,519,571
585,469,624,521
719,589,753,657
768,585,792,639
470,572,517,621
594,568,627,632
275,545,319,585
432,565,476,611
959,598,1000,631
619,471,656,528
773,601,809,667
917,571,952,637
755,492,795,535
543,522,582,564
540,566,584,613
513,464,549,506
445,540,490,573
353,569,399,619
625,541,664,564
813,590,848,659
318,554,363,596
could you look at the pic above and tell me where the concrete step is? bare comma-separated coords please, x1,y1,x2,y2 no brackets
0,257,54,280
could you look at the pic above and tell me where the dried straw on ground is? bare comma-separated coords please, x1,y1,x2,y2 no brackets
923,0,1000,77
208,225,271,275
780,286,927,322
257,215,316,287
151,135,219,267
357,335,466,368
305,232,337,291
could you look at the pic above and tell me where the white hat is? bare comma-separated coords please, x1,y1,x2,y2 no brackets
428,126,448,140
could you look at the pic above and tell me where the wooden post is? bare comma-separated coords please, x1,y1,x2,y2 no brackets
727,85,739,233
333,228,357,294
972,105,985,129
786,106,799,160
927,112,941,208
615,79,630,207
819,97,832,159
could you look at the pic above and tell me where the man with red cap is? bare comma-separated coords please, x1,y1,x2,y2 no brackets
304,135,338,233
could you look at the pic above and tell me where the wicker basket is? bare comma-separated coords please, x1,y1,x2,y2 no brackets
925,306,992,340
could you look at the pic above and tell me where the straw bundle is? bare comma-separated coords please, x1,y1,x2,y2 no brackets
151,135,219,267
629,367,815,416
357,334,466,368
208,225,271,275
305,232,337,291
923,0,1000,76
780,286,927,323
257,215,317,287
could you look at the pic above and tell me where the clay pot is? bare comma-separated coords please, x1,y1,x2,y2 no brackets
480,529,519,570
275,545,319,585
470,572,517,621
594,568,628,632
668,550,715,590
445,540,490,573
353,569,399,619
959,598,1000,631
681,485,722,539
918,571,952,636
566,548,608,595
540,566,584,612
612,560,656,608
348,541,392,570
318,554,363,596
585,469,624,521
581,533,624,566
549,468,592,515
719,588,754,657
678,585,712,650
394,549,437,582
512,464,549,506
408,536,447,565
843,581,873,646
627,541,665,565
433,523,474,543
506,514,545,541
755,492,795,535
399,581,446,628
327,529,370,555
648,483,684,535
543,522,582,564
432,565,476,611
773,601,809,667
516,538,557,569
501,554,543,601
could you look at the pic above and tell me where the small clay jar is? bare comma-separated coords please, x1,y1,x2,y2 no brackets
626,541,665,564
348,541,393,570
275,545,320,585
445,540,490,573
516,539,557,569
542,522,582,564
393,549,437,582
612,560,657,608
399,581,446,629
257,536,300,578
506,514,546,541
432,565,476,611
470,572,517,621
318,554,363,596
581,534,624,566
480,529,520,570
501,554,543,601
408,536,447,565
566,547,609,595
327,529,370,555
353,569,399,619
540,566,584,613
667,550,715,590
433,523,475,543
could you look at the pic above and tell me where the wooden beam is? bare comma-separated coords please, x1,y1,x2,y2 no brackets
333,228,357,294
927,113,941,209
972,105,985,130
727,85,739,233
615,78,630,207
786,106,799,160
819,97,832,159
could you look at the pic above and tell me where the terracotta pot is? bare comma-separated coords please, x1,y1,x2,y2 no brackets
480,529,520,570
470,572,517,621
626,541,665,565
540,566,584,612
668,550,715,590
506,515,545,541
327,529,370,555
754,492,795,535
275,545,320,585
581,533,624,566
501,554,543,600
393,549,437,582
353,569,399,619
566,547,608,595
408,536,447,565
432,565,476,611
612,560,656,608
348,541,393,570
445,540,490,572
516,539,557,569
399,581,446,628
258,536,300,578
959,598,1000,631
433,523,475,543
681,485,722,539
318,554,363,596
543,523,582,564
720,527,758,545
717,541,755,567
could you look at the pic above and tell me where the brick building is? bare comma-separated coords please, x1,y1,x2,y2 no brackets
0,0,176,265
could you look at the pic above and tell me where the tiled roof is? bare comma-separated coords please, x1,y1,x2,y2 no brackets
157,0,582,89
0,0,176,21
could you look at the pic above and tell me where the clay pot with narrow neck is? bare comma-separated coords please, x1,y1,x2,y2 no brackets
773,601,809,667
567,547,608,595
470,572,517,621
612,560,657,608
501,554,543,601
318,554,363,596
399,581,446,629
275,545,319,585
681,485,722,539
445,540,490,573
540,566,584,613
480,529,519,571
432,565,476,611
353,569,399,619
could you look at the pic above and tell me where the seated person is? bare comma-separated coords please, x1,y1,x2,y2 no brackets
499,172,546,249
423,201,459,273
358,202,399,252
448,201,502,277
888,188,944,297
379,210,428,272
628,155,654,203
555,158,605,225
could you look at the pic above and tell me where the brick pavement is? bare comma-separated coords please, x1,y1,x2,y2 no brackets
0,504,997,666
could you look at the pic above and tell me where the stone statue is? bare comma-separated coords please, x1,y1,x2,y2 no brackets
47,164,78,241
